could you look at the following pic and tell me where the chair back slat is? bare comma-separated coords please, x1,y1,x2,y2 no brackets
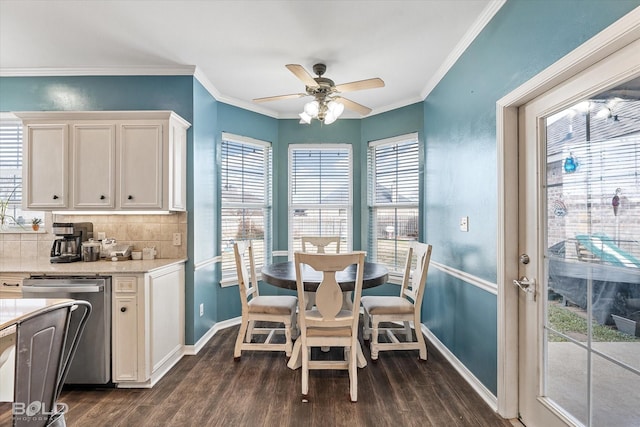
401,243,432,306
301,236,341,254
234,241,259,308
294,251,365,328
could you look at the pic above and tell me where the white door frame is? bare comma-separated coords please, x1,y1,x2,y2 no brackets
495,7,640,419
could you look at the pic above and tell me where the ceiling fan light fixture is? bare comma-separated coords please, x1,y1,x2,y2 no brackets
299,111,312,124
324,111,338,125
328,100,344,117
304,100,319,117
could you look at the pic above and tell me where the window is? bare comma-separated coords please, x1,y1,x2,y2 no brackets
289,145,352,257
0,119,43,231
368,133,420,273
220,133,272,281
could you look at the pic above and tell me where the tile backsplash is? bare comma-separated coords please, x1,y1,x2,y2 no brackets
0,212,187,260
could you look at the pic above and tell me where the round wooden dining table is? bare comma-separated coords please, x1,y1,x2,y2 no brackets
261,261,389,292
260,260,389,370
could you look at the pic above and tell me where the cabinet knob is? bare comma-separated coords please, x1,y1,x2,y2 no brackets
52,195,59,200
120,306,127,312
128,195,133,200
100,195,105,200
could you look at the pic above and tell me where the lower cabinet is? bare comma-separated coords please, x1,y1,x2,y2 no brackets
112,263,185,387
0,274,27,298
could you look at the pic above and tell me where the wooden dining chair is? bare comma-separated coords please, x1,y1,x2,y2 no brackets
361,242,432,361
301,236,341,254
294,250,366,402
233,240,297,360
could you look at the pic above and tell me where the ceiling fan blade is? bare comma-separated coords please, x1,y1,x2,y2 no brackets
286,64,318,88
335,78,385,93
253,93,307,103
336,97,372,116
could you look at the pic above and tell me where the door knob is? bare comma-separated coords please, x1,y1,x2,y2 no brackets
513,276,536,300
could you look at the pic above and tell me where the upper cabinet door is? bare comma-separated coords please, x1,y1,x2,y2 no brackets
120,123,163,209
24,124,68,208
72,124,116,209
169,120,187,211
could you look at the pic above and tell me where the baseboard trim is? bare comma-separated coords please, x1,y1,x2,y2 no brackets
184,317,241,355
421,324,498,412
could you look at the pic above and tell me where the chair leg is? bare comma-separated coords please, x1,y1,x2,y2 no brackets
284,318,293,357
349,338,358,402
403,321,412,341
370,317,380,360
301,345,310,398
414,315,427,360
362,309,371,340
246,320,255,343
234,318,249,359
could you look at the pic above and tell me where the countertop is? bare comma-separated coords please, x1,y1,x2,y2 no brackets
0,257,187,275
1,298,74,330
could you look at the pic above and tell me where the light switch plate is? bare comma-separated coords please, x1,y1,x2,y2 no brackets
459,216,469,232
200,303,204,316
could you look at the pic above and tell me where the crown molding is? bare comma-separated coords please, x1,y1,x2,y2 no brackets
420,0,506,100
0,65,197,77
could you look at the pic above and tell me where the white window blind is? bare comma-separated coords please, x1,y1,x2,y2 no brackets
221,133,272,279
289,145,352,257
0,120,43,230
368,133,420,272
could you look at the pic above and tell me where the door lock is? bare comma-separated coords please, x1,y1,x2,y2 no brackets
520,254,530,264
513,276,536,300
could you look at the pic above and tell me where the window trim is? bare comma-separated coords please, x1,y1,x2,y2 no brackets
288,143,353,258
0,113,45,233
220,132,272,284
367,132,420,274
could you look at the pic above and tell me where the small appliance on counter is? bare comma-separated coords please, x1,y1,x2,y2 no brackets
100,237,117,259
50,222,93,263
109,243,132,261
82,238,101,262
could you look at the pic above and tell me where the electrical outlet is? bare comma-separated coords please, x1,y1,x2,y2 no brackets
199,303,204,317
97,231,106,240
173,232,182,246
459,216,469,232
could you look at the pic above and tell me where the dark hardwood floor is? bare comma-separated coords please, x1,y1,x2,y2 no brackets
1,324,513,427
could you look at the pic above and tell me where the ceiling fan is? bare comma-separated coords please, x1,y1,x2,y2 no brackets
253,63,385,124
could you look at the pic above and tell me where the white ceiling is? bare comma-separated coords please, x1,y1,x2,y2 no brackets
0,0,504,119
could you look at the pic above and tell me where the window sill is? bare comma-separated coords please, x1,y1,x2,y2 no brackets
0,227,46,234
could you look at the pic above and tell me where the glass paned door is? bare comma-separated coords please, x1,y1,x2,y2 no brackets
543,84,640,427
518,38,640,427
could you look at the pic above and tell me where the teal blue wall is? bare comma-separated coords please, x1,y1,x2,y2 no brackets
191,79,218,343
0,76,193,120
1,0,637,395
422,0,639,393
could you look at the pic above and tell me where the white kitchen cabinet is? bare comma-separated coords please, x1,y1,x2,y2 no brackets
0,274,27,298
72,124,117,209
112,263,185,388
119,123,163,209
16,111,190,212
23,124,68,208
113,291,138,382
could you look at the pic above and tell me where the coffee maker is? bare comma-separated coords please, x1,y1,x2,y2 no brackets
50,222,93,263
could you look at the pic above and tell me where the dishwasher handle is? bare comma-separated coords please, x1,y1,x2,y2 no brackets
23,285,104,293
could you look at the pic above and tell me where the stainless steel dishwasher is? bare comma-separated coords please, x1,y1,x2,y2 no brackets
22,276,112,385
